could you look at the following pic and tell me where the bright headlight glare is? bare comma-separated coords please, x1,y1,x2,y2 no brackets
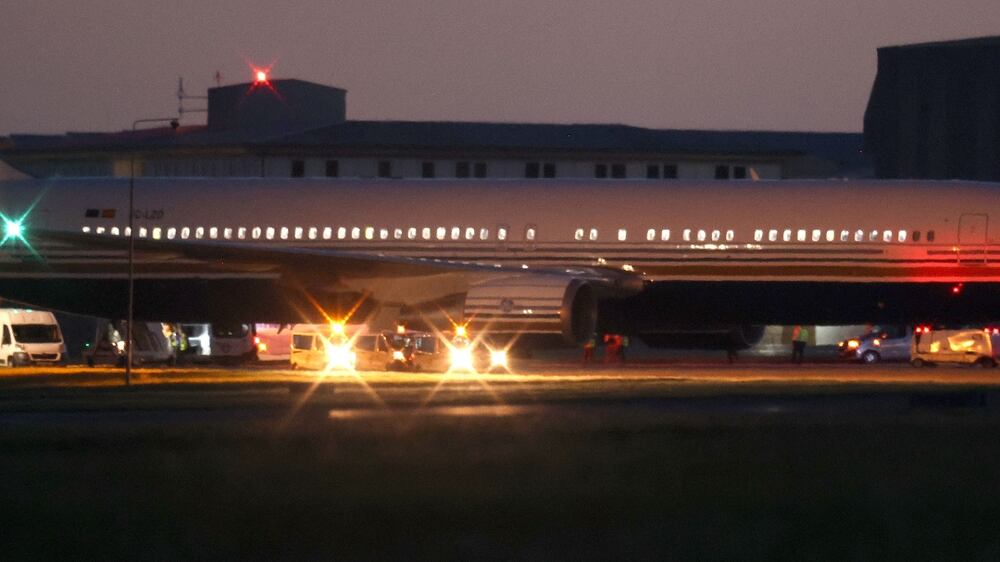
392,350,405,362
847,340,860,349
450,347,474,370
325,343,355,369
489,349,508,368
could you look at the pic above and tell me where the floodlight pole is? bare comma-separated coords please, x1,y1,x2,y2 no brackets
126,117,178,385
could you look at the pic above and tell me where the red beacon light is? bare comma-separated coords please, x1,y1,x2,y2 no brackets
254,70,268,84
951,283,963,295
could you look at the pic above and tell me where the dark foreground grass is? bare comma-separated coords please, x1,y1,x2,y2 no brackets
1,386,1000,560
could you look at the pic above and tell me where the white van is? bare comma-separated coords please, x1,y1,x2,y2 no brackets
0,309,66,366
209,322,259,364
911,328,998,367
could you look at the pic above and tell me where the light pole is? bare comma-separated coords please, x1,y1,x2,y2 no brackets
126,117,179,385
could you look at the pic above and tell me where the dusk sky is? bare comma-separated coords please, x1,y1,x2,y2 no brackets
2,0,998,135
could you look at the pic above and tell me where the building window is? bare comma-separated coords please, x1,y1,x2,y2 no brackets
714,165,730,180
421,161,435,178
291,160,305,178
474,162,487,178
610,164,626,178
733,166,747,180
595,164,608,178
455,162,470,178
542,163,556,178
378,161,392,178
325,160,339,177
646,165,660,179
525,162,541,178
663,164,678,179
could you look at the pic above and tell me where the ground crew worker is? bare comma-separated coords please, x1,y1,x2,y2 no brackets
791,325,809,364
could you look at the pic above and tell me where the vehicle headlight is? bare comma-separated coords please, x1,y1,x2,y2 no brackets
392,350,406,362
325,343,356,370
847,339,860,349
489,349,508,368
450,346,475,371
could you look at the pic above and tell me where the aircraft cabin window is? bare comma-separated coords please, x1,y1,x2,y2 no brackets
280,227,289,240
436,227,446,240
782,229,792,242
768,229,778,242
194,227,204,239
825,230,835,242
646,229,656,241
223,228,232,240
618,229,627,242
526,227,537,241
883,230,893,243
380,228,389,240
898,230,907,242
697,230,706,242
451,227,460,241
855,230,864,242
81,226,91,234
180,227,190,240
840,230,849,242
153,227,163,240
754,229,763,242
96,227,106,235
683,229,691,242
465,227,475,240
575,228,585,241
660,229,670,241
869,230,879,242
711,230,720,242
167,227,176,240
337,227,346,240
124,227,132,237
111,227,120,236
797,229,806,242
239,227,247,240
480,228,489,240
394,228,403,240
309,227,318,240
407,227,417,240
351,227,360,240
294,227,304,240
498,226,509,241
812,229,821,242
365,227,375,240
588,228,598,241
927,230,935,242
912,231,921,242
422,227,431,240
726,230,734,242
252,227,262,240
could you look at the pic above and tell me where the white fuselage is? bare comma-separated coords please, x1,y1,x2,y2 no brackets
4,177,1000,283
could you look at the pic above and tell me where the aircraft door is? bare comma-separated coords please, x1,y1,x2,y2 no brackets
958,213,988,264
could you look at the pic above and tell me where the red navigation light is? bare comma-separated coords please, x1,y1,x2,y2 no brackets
951,284,963,295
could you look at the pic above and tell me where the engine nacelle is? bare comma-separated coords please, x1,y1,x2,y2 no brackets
464,275,598,344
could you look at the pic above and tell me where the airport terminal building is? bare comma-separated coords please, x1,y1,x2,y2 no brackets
0,78,867,182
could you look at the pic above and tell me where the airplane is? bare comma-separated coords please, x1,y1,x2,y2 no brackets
0,176,999,349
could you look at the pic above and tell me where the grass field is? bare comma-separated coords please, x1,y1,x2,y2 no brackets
1,369,1000,560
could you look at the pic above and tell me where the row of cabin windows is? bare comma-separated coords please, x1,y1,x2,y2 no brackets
81,224,937,245
83,224,515,243
290,160,720,180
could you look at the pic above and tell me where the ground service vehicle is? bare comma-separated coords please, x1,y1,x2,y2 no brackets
838,325,913,364
910,328,998,367
354,330,448,372
0,308,66,366
84,320,175,367
289,327,356,371
210,322,259,364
